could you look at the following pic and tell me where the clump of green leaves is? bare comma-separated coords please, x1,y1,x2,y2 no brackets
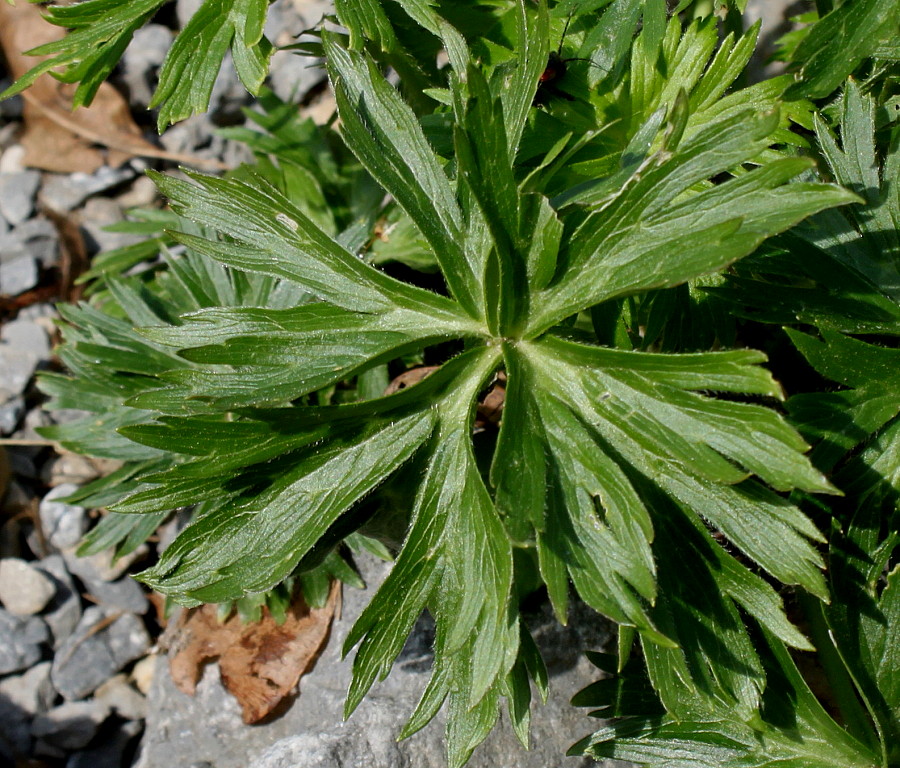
572,15,900,768
7,0,900,766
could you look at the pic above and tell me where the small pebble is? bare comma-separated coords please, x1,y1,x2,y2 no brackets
34,555,83,649
39,484,90,551
0,661,56,756
0,170,41,225
120,25,174,108
130,653,156,695
0,394,25,435
81,196,144,254
94,674,148,720
0,144,26,174
2,317,50,358
0,254,39,296
41,453,104,487
10,217,61,268
80,572,149,615
117,174,161,209
64,543,147,584
176,0,205,27
65,719,142,768
51,606,151,700
0,690,32,756
0,319,46,395
0,608,50,674
39,164,139,213
0,557,57,615
0,660,56,715
31,700,111,750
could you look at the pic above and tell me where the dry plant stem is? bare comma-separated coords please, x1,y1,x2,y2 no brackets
21,90,229,171
0,438,59,447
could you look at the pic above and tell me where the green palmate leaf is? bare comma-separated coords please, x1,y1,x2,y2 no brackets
824,503,900,765
513,336,831,601
786,0,900,100
717,81,899,333
136,408,435,603
573,628,881,768
343,347,520,767
150,0,273,129
126,28,849,757
788,328,900,477
136,302,478,408
526,110,857,333
324,34,481,317
149,169,474,323
499,0,549,156
32,6,871,765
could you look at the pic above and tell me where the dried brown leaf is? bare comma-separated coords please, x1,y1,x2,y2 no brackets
384,365,440,395
0,1,151,172
0,3,227,172
167,582,340,723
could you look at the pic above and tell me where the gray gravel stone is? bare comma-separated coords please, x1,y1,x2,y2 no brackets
0,143,26,175
80,573,149,615
0,319,46,395
121,24,174,108
17,300,58,323
34,555,82,648
0,394,25,434
39,484,89,551
0,608,50,674
31,699,111,750
81,196,145,254
176,0,204,26
9,216,60,268
0,661,56,757
39,163,140,213
65,719,143,768
0,689,32,757
64,543,147,584
0,660,56,715
0,557,57,615
135,554,625,768
265,0,329,103
117,174,160,209
0,254,38,296
51,606,152,700
2,317,50,359
41,452,105,488
159,114,226,157
94,673,148,721
0,170,41,225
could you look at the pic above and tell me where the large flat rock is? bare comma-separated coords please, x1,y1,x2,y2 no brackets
134,554,631,768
